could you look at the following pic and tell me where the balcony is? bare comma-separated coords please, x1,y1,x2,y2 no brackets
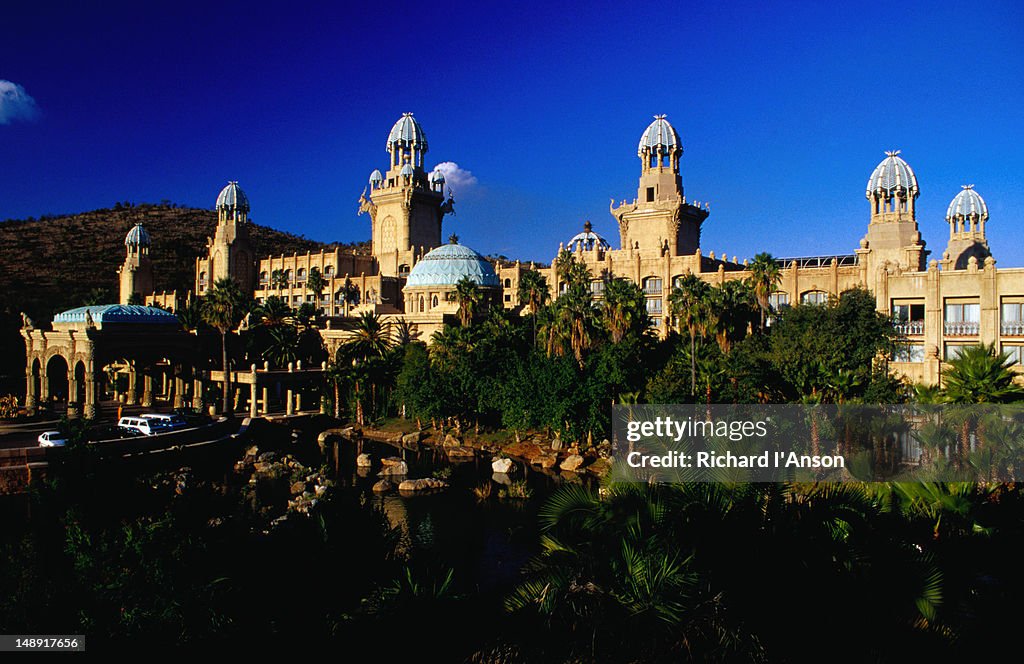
643,285,663,295
894,320,925,336
1002,321,1024,336
944,321,980,336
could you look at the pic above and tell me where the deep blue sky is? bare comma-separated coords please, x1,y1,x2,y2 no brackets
2,1,1022,266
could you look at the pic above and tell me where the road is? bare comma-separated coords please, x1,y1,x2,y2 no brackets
0,401,183,450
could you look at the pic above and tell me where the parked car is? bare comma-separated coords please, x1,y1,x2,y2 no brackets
38,431,67,447
140,413,188,431
117,417,159,436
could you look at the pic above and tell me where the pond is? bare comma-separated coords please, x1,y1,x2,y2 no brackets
327,434,583,593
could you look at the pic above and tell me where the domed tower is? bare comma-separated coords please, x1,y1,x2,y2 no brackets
118,222,154,304
611,115,709,255
359,113,454,277
195,181,256,294
861,150,926,273
943,185,991,269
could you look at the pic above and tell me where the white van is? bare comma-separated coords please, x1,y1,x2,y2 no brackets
141,413,187,431
118,417,158,436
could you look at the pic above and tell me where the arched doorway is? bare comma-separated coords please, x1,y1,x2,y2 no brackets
46,355,69,407
74,361,87,406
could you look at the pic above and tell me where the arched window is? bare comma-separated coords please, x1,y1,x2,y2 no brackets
297,268,306,282
801,290,828,306
284,269,292,283
324,265,334,277
398,264,410,277
504,278,511,288
642,277,662,295
768,292,789,309
432,295,439,308
419,296,425,313
199,271,207,284
259,271,268,283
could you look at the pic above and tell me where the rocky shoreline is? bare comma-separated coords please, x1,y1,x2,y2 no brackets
319,423,614,482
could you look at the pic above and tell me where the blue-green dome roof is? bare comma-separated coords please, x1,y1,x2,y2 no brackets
216,181,249,212
867,151,919,198
124,222,151,247
946,185,988,221
388,112,427,151
638,115,681,156
54,304,179,325
405,241,499,288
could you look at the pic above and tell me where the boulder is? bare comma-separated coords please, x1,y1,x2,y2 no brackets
379,458,408,475
587,458,613,478
505,441,544,462
443,433,462,448
560,454,585,472
491,457,514,474
290,480,307,495
533,452,557,469
356,453,373,468
398,478,448,492
446,446,475,461
372,479,394,493
402,431,422,448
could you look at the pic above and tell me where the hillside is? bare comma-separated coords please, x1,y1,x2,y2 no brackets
0,203,368,385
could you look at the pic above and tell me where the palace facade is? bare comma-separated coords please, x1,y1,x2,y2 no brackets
29,110,1024,418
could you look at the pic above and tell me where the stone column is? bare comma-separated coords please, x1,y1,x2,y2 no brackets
173,375,184,409
192,378,203,411
84,373,97,420
142,371,153,407
127,365,138,405
24,364,37,414
261,387,268,415
295,392,302,412
67,374,79,419
286,387,294,415
250,382,258,418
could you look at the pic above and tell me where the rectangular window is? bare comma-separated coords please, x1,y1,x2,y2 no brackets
1002,302,1024,335
646,298,663,314
893,344,925,362
944,301,980,336
646,187,655,202
893,302,926,335
945,343,977,360
1004,345,1024,365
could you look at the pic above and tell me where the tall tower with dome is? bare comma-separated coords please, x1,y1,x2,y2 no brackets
860,151,927,277
118,222,154,304
610,115,710,255
359,113,455,277
195,181,256,294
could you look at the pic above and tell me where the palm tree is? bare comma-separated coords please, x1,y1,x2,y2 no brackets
448,276,482,326
601,277,648,343
201,277,247,414
305,267,326,314
177,298,203,333
255,295,292,327
338,278,360,317
707,280,756,353
669,274,712,396
270,269,288,292
942,343,1024,404
341,312,394,425
517,269,549,345
748,252,781,331
263,324,299,368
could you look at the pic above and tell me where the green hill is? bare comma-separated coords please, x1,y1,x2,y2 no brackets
0,202,368,387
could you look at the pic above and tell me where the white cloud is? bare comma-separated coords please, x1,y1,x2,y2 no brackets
0,80,40,125
430,161,478,191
